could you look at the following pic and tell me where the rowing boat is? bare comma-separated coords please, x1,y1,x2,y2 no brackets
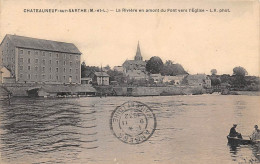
227,135,252,145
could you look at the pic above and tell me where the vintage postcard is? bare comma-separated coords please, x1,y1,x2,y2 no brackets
0,0,259,163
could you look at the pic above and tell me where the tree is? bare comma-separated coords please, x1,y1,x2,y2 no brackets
165,60,174,66
146,56,164,74
210,77,221,86
81,62,100,77
160,60,188,76
107,70,126,84
211,69,217,75
233,66,248,76
232,66,248,88
103,65,111,71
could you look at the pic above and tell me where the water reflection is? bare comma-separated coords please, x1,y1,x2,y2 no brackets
252,144,260,162
228,143,239,156
228,142,260,163
0,99,98,164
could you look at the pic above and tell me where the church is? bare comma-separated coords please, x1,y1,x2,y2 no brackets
123,42,146,72
122,42,147,80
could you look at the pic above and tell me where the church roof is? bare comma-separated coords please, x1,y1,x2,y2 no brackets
123,60,146,65
4,34,81,54
135,41,142,58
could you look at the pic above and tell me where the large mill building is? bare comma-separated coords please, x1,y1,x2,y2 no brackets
0,34,81,84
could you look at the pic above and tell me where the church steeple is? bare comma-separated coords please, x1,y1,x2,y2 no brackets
135,41,143,61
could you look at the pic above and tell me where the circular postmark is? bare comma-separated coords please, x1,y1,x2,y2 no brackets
110,101,156,144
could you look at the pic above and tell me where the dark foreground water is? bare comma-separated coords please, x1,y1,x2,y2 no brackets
0,94,260,164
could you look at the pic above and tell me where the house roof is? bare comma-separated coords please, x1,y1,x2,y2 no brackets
5,34,81,54
163,75,183,81
94,72,109,77
150,74,162,77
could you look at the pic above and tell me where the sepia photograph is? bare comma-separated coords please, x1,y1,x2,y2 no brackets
0,0,259,163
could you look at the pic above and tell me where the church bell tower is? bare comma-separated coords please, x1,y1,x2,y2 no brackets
134,41,143,61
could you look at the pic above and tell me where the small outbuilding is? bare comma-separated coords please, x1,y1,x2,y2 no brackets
89,72,110,86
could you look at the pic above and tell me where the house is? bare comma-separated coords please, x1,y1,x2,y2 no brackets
150,74,163,83
187,74,211,88
163,74,187,85
90,71,110,86
125,70,147,80
0,34,81,84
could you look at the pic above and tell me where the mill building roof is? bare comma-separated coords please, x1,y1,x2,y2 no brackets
3,34,81,54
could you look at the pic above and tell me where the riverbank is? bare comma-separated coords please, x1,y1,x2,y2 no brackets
95,85,211,96
1,84,210,97
0,83,96,97
2,83,259,98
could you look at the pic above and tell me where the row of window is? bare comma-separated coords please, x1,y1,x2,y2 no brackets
1,50,14,62
19,74,78,80
1,49,14,54
2,57,14,62
18,58,79,66
19,49,79,60
19,65,79,73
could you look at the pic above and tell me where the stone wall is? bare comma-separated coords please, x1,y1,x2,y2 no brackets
113,86,205,96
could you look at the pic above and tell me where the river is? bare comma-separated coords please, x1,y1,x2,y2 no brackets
0,94,260,164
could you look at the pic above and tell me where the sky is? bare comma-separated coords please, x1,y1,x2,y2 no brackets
0,0,259,76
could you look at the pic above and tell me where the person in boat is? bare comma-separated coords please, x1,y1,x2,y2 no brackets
250,125,260,142
229,124,242,139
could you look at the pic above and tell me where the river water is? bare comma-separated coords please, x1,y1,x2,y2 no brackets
0,94,260,164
